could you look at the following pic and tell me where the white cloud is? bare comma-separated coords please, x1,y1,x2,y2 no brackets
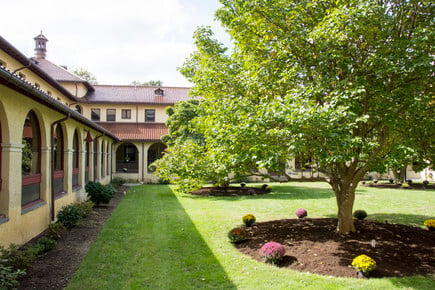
0,0,231,87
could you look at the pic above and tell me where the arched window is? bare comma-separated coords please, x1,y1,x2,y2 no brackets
147,143,166,173
72,130,80,188
22,111,41,206
53,124,64,195
116,143,138,173
74,105,82,114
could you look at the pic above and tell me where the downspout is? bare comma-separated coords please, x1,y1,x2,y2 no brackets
50,113,71,221
12,60,32,75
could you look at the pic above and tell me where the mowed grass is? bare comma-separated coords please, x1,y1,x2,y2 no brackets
68,182,435,289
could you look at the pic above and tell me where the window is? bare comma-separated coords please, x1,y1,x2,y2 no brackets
107,109,116,122
145,109,155,122
22,111,41,206
121,109,131,119
74,105,82,114
91,109,100,121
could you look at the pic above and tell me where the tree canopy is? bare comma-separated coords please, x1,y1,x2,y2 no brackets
156,0,434,234
131,80,163,86
72,67,98,84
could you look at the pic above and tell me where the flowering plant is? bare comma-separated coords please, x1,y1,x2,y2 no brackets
259,241,285,264
228,227,248,243
242,214,256,227
295,208,307,218
352,255,376,273
424,219,435,229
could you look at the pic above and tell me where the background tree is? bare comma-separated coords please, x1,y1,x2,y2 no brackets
131,80,163,86
169,0,434,234
72,67,98,84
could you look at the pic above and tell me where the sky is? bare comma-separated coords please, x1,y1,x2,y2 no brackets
0,0,232,87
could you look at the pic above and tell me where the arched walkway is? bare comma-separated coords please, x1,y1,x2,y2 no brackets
116,143,139,173
147,143,166,173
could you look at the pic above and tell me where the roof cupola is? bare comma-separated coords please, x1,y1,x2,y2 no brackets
34,31,48,59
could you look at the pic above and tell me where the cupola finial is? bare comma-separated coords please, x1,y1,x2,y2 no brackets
34,31,48,59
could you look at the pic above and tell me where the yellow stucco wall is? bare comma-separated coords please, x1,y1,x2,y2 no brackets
60,82,88,98
81,104,169,123
0,84,114,247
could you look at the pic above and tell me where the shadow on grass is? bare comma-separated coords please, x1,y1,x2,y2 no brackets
68,185,235,289
184,185,335,201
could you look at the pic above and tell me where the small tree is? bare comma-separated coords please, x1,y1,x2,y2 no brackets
72,67,98,84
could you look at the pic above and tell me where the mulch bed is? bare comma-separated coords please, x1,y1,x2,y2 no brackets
190,186,269,196
17,186,127,290
361,182,435,190
235,218,435,278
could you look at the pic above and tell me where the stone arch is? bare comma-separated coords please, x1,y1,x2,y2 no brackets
147,143,166,173
116,143,139,173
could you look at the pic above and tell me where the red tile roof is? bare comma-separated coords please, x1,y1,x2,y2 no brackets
84,85,190,105
97,122,168,141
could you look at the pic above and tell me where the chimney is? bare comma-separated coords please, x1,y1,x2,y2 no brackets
34,31,48,59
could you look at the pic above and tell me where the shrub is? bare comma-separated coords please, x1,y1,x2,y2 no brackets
247,188,256,195
111,177,126,188
242,214,256,227
0,264,26,289
47,223,66,240
406,179,413,185
259,242,286,264
352,254,376,273
295,208,307,218
423,180,429,186
353,210,368,220
401,183,410,188
74,201,94,217
34,237,56,253
56,204,83,227
85,181,115,205
373,179,378,184
240,183,246,188
227,227,248,243
424,219,435,230
389,179,394,184
0,244,38,271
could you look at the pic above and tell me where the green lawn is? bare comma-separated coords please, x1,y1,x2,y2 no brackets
68,182,435,289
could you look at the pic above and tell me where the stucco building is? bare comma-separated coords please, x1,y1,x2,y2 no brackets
0,33,189,246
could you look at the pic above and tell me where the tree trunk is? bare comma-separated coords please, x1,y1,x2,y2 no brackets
335,186,356,234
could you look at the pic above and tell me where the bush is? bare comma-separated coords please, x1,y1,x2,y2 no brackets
401,183,410,188
424,219,435,230
352,254,376,273
227,227,248,243
261,184,271,192
0,244,38,271
240,183,246,188
0,264,26,289
423,180,429,187
111,177,126,188
389,179,394,184
47,223,67,240
34,237,56,253
353,210,368,220
406,179,413,185
56,204,83,227
247,188,256,195
242,214,256,227
259,241,286,264
295,208,307,218
85,181,115,205
74,201,94,217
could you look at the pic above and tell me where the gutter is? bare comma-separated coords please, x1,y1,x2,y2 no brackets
50,113,70,221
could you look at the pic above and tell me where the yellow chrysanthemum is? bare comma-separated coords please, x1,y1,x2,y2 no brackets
352,255,376,273
424,219,435,228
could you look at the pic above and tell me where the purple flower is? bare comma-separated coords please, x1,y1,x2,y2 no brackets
295,208,307,218
259,241,285,264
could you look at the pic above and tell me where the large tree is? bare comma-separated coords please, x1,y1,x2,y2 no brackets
172,0,434,234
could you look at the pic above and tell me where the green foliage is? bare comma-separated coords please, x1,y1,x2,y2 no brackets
34,237,57,253
47,222,67,240
72,67,98,84
111,177,126,188
353,210,368,220
74,201,94,218
0,264,26,289
21,139,33,175
56,204,83,227
0,244,38,271
85,181,115,205
130,80,163,86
